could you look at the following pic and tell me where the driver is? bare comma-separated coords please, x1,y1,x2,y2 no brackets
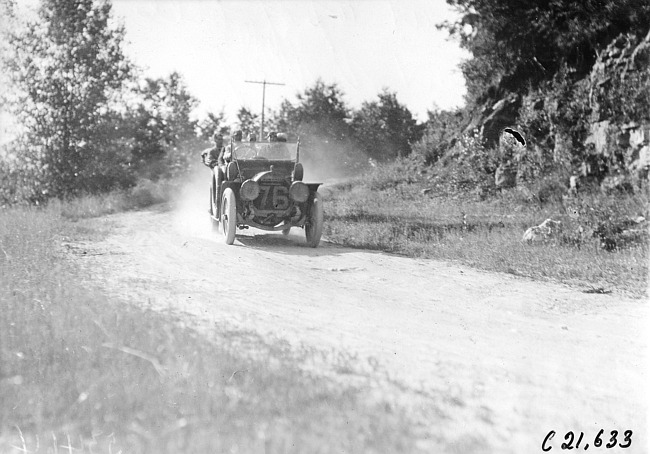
201,132,224,168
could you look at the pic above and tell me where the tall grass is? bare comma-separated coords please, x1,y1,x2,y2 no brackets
0,202,421,453
48,178,176,220
324,168,649,298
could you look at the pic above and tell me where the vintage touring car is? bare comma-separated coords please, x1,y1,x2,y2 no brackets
207,134,324,247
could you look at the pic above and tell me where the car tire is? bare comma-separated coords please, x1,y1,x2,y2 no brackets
209,184,213,215
221,188,237,245
282,226,291,235
305,192,323,248
210,183,219,231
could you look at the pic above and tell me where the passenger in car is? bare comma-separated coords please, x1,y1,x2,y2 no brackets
201,132,224,168
264,131,290,159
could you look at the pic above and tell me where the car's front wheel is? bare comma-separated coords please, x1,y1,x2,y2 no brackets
305,192,323,248
221,188,237,245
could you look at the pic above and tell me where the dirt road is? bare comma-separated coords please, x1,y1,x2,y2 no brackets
68,194,648,453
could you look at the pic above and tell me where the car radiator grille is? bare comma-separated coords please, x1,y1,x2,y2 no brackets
254,183,291,212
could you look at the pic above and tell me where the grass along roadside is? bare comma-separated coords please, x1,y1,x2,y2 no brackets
0,202,424,453
47,178,176,220
322,174,648,298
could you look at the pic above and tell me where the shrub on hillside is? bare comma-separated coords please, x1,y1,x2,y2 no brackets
359,157,423,191
521,169,570,205
428,130,496,196
412,109,465,165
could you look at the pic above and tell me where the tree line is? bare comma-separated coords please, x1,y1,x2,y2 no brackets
2,0,647,205
0,0,425,205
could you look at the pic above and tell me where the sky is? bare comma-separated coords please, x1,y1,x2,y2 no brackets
109,0,469,123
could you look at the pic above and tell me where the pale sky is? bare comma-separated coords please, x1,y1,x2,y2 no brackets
110,0,469,123
8,0,468,127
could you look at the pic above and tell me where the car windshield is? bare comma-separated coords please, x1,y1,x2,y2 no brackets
231,141,298,161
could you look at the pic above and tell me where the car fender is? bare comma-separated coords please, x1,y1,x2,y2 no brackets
307,183,321,196
219,181,242,214
221,181,242,199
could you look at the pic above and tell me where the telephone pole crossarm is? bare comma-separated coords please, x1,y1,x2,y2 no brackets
245,79,285,139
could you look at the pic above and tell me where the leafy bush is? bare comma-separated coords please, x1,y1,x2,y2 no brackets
559,190,649,250
351,90,422,161
352,157,423,191
0,151,47,206
129,178,173,208
412,109,465,165
428,130,496,195
496,167,571,206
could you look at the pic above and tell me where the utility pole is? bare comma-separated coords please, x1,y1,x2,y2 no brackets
245,79,285,139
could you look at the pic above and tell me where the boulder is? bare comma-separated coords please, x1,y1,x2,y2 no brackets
584,121,609,156
522,219,562,243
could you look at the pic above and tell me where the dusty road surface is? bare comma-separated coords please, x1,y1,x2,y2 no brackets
68,192,649,453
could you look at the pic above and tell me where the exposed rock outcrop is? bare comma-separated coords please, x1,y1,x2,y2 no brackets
583,31,650,186
465,93,521,147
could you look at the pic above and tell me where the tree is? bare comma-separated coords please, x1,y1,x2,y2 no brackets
0,0,17,92
351,89,422,161
128,72,199,178
236,107,259,137
442,0,650,106
268,79,363,172
198,111,229,141
3,0,134,196
275,79,352,143
130,73,197,164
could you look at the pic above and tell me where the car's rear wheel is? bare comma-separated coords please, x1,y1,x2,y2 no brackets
282,226,291,235
209,184,213,214
305,193,323,248
221,188,237,245
210,182,219,231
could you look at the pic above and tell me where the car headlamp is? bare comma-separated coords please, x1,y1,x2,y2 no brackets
289,181,309,203
240,179,260,201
